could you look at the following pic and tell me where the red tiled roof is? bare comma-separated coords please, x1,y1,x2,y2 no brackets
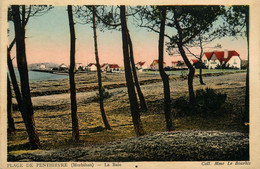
204,50,240,63
87,63,96,67
109,64,120,68
204,52,213,60
137,62,145,66
172,61,179,64
191,59,199,64
101,64,107,68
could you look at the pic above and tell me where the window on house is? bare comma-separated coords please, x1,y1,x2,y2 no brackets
234,59,237,64
211,59,217,64
204,60,207,64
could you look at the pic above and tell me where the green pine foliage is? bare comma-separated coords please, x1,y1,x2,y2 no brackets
175,88,227,115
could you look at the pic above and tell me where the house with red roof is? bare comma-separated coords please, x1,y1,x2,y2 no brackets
136,61,145,69
101,63,121,73
202,50,241,69
86,63,97,71
150,59,166,70
135,61,149,71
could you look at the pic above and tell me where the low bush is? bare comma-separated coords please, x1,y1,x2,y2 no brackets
174,88,227,115
93,88,111,102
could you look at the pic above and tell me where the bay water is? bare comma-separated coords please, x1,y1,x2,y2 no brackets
13,68,68,82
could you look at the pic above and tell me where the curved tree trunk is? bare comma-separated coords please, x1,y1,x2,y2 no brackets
127,31,148,112
68,5,80,141
12,5,40,149
7,77,16,134
120,6,144,136
7,40,26,123
158,7,174,131
178,44,196,105
92,6,112,130
173,7,196,105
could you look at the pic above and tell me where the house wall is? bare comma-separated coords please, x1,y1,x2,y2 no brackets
202,54,209,68
172,63,178,68
208,54,221,69
136,64,142,70
90,66,97,71
226,56,241,69
151,64,159,70
150,61,165,70
111,68,120,72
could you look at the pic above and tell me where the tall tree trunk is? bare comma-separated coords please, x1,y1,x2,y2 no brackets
7,77,16,134
245,8,249,123
173,7,196,105
68,5,80,141
127,31,148,112
158,7,174,131
199,67,204,85
12,5,40,149
199,58,205,85
198,36,205,85
120,6,144,136
92,6,112,130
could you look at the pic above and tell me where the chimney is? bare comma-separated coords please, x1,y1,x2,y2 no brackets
224,49,228,59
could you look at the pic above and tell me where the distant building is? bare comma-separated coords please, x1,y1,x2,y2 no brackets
202,50,241,69
76,63,83,70
136,61,145,69
172,61,179,68
135,61,146,72
150,59,166,70
101,63,121,73
59,63,68,71
39,64,46,70
86,63,97,72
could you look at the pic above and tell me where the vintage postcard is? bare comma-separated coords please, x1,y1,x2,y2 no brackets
0,0,259,169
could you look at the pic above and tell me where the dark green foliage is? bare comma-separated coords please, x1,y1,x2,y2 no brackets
193,61,206,69
89,126,106,133
215,64,239,70
175,88,227,115
93,88,111,102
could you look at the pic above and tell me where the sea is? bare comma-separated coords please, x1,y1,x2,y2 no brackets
13,68,68,82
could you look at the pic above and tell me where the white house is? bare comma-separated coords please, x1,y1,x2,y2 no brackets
59,63,68,71
136,61,149,72
39,64,46,70
101,64,121,73
136,61,145,69
150,59,166,70
86,63,97,71
202,50,241,69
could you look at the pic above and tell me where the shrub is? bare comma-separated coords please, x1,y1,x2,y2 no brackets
174,88,227,115
93,88,111,102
